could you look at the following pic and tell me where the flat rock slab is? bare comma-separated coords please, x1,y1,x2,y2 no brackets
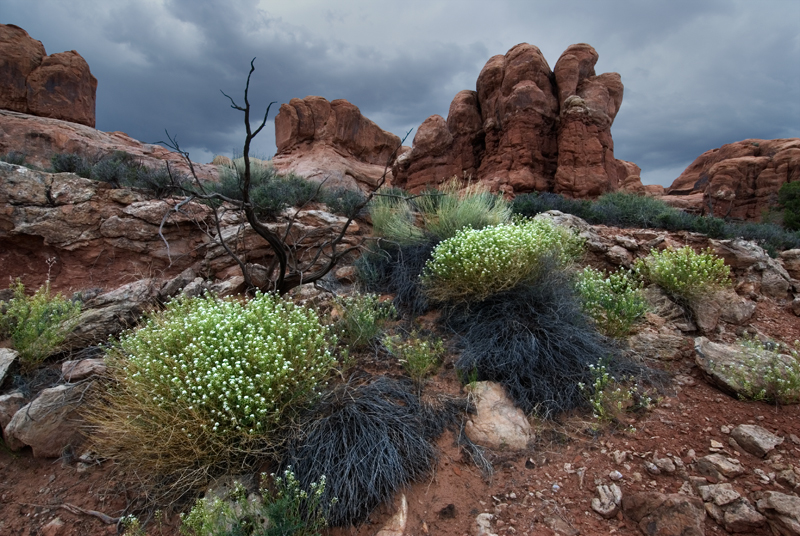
62,358,106,382
696,453,745,480
622,492,705,536
731,424,783,458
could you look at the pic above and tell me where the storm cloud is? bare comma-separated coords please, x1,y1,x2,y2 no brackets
2,0,798,185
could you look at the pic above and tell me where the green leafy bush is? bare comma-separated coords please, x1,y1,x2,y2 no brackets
181,469,333,536
51,152,92,177
576,267,648,338
383,331,444,383
1,279,81,372
779,181,800,231
421,219,583,302
634,246,731,303
89,292,336,502
332,293,395,351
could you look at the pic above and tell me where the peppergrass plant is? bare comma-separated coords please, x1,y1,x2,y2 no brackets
88,292,337,503
634,246,731,303
421,218,583,302
332,293,396,351
576,267,648,338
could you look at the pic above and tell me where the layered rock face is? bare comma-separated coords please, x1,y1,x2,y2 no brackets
272,96,402,190
662,138,800,220
0,24,97,127
393,43,641,196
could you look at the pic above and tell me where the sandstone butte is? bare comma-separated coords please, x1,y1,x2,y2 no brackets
0,24,97,127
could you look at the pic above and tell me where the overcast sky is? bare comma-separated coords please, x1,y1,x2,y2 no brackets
3,0,799,186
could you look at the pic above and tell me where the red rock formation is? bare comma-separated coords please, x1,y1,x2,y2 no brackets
272,96,402,190
662,138,800,220
0,109,218,180
392,43,641,197
0,24,96,127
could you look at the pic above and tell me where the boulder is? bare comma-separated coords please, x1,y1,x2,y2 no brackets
393,42,638,197
0,24,46,113
663,138,800,222
780,249,800,281
622,492,705,536
755,491,800,536
464,381,532,450
695,453,745,480
4,383,88,457
272,96,402,190
697,483,766,533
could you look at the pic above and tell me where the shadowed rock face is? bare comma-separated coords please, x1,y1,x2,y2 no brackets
660,138,800,220
392,43,641,197
0,24,97,127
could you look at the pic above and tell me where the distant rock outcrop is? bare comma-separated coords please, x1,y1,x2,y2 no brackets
0,24,97,127
662,138,800,220
392,43,642,197
272,96,402,190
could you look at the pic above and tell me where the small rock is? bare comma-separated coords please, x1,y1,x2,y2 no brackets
730,424,783,458
710,439,725,450
653,454,677,474
721,425,732,434
591,484,622,519
40,517,65,536
465,382,532,450
645,461,661,475
612,450,628,465
698,483,741,506
720,498,767,533
375,494,407,536
473,513,497,536
609,470,624,481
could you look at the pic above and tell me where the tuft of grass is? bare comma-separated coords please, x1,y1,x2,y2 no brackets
368,189,425,245
283,376,460,527
332,293,395,351
421,219,583,303
87,292,336,504
576,267,648,338
445,263,646,418
415,180,511,241
321,186,367,219
1,279,82,372
634,246,731,304
383,330,444,384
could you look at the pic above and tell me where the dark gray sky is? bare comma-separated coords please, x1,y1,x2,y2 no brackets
3,0,799,186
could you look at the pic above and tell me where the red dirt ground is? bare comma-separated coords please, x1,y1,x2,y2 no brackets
1,296,799,536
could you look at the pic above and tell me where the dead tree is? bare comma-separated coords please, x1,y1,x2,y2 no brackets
162,59,408,295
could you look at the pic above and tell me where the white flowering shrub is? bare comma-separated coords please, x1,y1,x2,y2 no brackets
713,337,800,404
576,267,647,338
634,246,731,302
421,219,583,302
116,292,336,436
88,292,336,503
